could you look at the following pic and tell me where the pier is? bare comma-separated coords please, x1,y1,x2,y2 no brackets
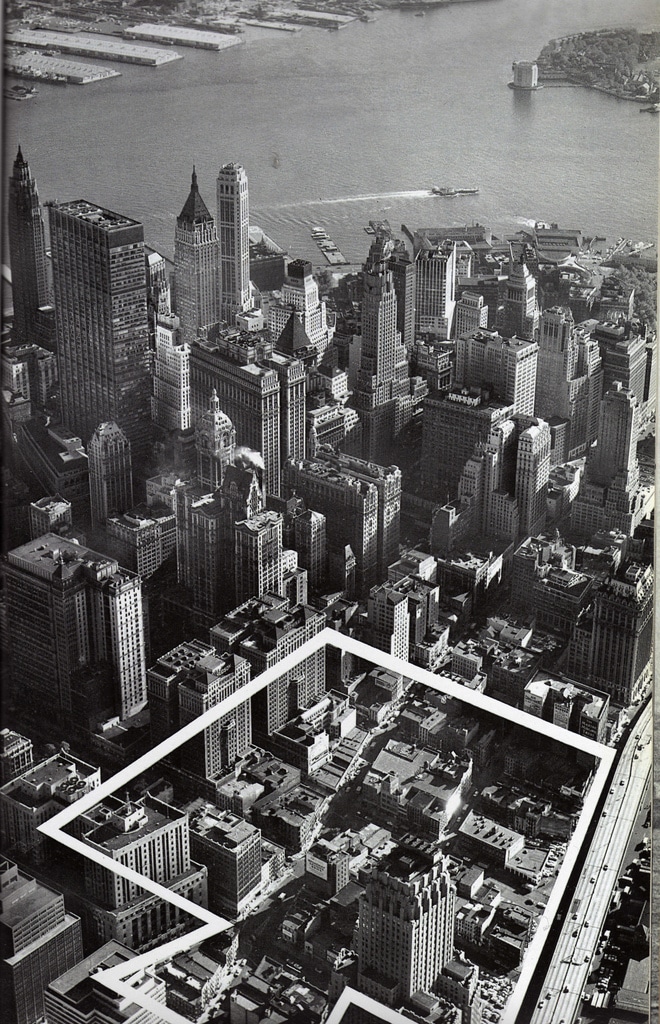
6,29,183,66
6,51,122,84
123,24,244,51
310,229,349,265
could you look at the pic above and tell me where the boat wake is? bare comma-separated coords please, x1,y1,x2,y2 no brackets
268,189,434,209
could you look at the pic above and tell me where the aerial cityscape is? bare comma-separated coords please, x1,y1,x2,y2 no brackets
0,1,656,1024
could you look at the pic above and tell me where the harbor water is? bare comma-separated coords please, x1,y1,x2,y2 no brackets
3,0,658,266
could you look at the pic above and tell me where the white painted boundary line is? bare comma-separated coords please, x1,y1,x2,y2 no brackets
37,628,613,1023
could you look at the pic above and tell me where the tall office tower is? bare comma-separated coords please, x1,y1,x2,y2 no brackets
575,324,604,448
355,234,410,462
421,387,515,501
49,201,151,455
0,859,83,1024
592,320,647,407
234,510,284,604
81,795,207,952
390,239,416,351
173,168,220,346
497,245,539,341
211,594,326,736
267,349,307,464
455,330,538,415
189,807,262,918
146,247,171,318
28,496,73,540
44,941,166,1024
454,291,488,339
217,162,251,321
151,313,192,433
7,148,49,346
268,259,335,359
5,535,147,726
0,731,33,786
355,837,456,1007
589,562,653,705
195,389,236,492
147,638,215,746
175,486,226,626
88,421,134,527
367,580,411,660
190,333,281,496
514,417,551,536
414,241,457,339
294,509,327,591
534,306,591,460
282,450,400,594
178,651,252,780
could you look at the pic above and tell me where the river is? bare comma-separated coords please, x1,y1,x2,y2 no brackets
4,0,659,266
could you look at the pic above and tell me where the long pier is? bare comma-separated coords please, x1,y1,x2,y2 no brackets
6,29,183,66
123,24,243,51
6,51,121,84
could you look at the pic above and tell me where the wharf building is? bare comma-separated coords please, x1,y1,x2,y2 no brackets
268,258,335,360
190,328,307,497
87,421,134,528
414,240,457,339
7,148,49,347
0,859,83,1024
188,803,262,917
217,162,251,322
0,751,100,865
0,731,33,786
355,837,456,1007
572,384,647,537
177,651,252,782
5,535,147,730
355,234,419,464
44,941,166,1024
282,448,401,594
151,313,192,435
210,593,326,737
497,245,539,341
80,794,207,952
49,200,152,457
173,168,220,347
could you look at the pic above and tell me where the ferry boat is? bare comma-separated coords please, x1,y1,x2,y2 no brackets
455,187,480,195
431,187,458,197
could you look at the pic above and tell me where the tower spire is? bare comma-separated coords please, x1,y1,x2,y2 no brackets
191,164,198,189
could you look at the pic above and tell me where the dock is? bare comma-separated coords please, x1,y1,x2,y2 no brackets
276,7,357,29
240,19,302,32
123,23,243,51
6,51,121,84
311,230,349,265
6,29,183,66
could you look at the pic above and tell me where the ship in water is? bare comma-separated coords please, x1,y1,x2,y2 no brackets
4,83,38,100
431,186,479,196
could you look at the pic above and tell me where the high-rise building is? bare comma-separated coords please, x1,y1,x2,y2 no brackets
81,794,207,952
234,510,284,604
147,638,215,747
178,652,252,780
173,167,220,346
589,562,653,705
390,239,416,351
5,535,147,726
294,509,327,591
189,806,262,917
0,859,83,1024
28,496,72,540
0,731,33,786
355,235,411,462
216,162,251,321
454,291,488,339
49,200,151,455
414,241,457,339
7,148,49,346
151,313,192,434
355,837,455,1007
44,940,166,1024
195,389,236,493
534,306,595,461
268,259,335,359
455,330,538,415
210,594,326,736
107,503,176,579
497,245,539,341
592,320,647,408
88,421,134,527
514,417,551,536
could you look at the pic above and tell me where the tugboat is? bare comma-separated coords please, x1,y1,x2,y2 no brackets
431,187,458,197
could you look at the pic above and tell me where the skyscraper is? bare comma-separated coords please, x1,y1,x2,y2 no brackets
589,562,653,705
454,291,488,339
355,837,456,1007
195,389,236,493
414,241,457,340
497,245,539,341
514,417,551,536
268,259,335,359
390,239,416,351
7,148,49,347
177,651,252,780
0,859,83,1024
173,167,220,346
5,535,147,726
216,162,251,321
151,312,192,434
455,330,538,416
88,421,134,527
234,510,284,604
49,201,152,455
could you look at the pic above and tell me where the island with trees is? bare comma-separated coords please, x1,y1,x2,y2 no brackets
536,28,660,102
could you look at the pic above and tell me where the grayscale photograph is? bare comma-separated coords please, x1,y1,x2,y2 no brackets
0,0,656,1023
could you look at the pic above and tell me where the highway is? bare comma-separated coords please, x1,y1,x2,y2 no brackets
527,700,652,1024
